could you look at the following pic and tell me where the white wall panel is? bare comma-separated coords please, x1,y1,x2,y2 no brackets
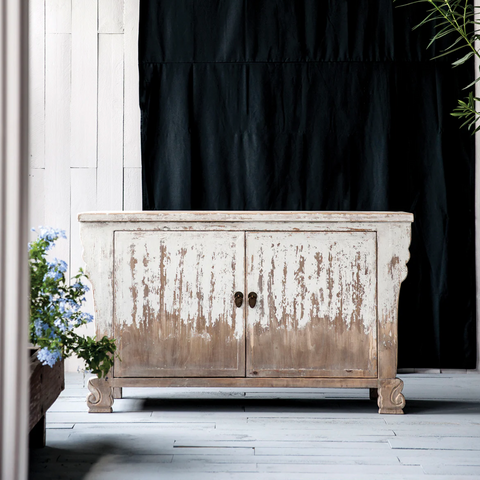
46,0,72,34
45,33,72,277
124,167,142,210
28,168,45,240
97,34,124,210
29,0,45,169
99,0,124,34
71,0,97,167
124,0,141,168
70,168,96,274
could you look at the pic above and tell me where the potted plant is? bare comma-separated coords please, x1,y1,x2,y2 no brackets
28,226,117,447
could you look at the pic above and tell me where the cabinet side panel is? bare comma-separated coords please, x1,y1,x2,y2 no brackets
80,223,115,339
113,231,245,377
246,231,377,377
377,223,411,380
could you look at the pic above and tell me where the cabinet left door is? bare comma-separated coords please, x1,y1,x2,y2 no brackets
113,231,246,377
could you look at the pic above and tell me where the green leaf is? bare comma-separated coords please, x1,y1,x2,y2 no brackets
451,51,474,67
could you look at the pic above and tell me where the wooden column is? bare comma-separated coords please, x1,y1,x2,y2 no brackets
0,0,30,478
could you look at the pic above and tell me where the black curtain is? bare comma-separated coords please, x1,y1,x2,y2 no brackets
139,0,476,369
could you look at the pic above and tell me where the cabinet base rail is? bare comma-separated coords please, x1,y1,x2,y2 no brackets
86,376,405,415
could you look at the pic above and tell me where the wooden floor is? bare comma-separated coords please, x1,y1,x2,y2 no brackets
29,372,480,479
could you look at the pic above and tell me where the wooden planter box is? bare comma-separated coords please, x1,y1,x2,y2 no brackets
29,347,64,448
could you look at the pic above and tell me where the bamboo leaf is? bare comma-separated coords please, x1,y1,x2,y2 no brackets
451,51,474,66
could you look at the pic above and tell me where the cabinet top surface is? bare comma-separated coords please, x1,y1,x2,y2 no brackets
78,211,414,223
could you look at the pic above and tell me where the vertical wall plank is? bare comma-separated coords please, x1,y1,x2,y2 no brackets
31,1,142,372
70,168,96,276
45,33,72,273
124,167,142,210
29,0,45,169
97,34,124,210
124,0,141,168
28,169,45,240
71,0,97,167
99,0,125,33
66,167,97,372
46,0,72,34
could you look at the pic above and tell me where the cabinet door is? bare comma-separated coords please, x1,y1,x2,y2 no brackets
246,231,377,378
113,231,245,377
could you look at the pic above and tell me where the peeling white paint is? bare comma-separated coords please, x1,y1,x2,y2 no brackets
114,231,244,339
247,232,377,334
80,213,412,401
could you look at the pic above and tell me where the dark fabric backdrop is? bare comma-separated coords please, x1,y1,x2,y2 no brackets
139,0,476,369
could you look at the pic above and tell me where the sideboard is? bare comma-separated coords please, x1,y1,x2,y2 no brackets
79,211,413,414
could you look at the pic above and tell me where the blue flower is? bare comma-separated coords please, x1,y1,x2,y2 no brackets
37,347,62,368
72,281,89,293
44,270,62,282
66,298,81,311
82,313,94,323
37,226,67,242
54,318,68,333
34,319,46,336
47,258,68,273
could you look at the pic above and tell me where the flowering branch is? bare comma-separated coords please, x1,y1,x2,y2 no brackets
29,227,117,378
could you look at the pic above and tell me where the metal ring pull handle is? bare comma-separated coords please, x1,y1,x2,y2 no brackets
248,292,257,308
234,292,244,308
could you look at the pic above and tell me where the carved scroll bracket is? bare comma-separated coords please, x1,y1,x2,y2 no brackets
87,376,114,413
378,378,406,414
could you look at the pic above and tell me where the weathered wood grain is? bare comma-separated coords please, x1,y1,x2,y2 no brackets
30,371,480,478
246,231,377,378
113,231,245,377
110,377,379,389
87,376,113,413
79,212,412,414
79,211,414,223
29,349,65,447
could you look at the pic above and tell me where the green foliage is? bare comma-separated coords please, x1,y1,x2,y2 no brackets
395,0,480,132
29,227,118,378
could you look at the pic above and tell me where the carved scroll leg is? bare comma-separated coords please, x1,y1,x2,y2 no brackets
378,378,406,414
113,387,123,399
87,376,114,413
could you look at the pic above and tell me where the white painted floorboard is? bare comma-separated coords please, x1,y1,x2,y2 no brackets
29,373,480,479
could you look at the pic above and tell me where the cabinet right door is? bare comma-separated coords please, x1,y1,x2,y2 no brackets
246,231,378,378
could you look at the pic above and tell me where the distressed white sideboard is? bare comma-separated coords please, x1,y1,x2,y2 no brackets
79,211,413,414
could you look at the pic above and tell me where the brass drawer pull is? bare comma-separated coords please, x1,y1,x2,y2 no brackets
248,292,257,308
